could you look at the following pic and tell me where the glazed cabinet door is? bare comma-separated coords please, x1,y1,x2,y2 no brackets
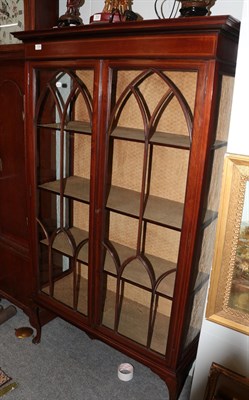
97,62,234,362
31,64,98,321
98,63,196,356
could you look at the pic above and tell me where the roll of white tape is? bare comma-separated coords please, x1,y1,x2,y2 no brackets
118,363,134,381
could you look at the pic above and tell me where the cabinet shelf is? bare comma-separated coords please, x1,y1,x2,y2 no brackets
107,189,217,230
40,225,176,297
107,185,184,230
39,176,217,230
42,273,88,316
40,226,89,264
111,126,191,149
37,121,92,134
37,122,226,149
104,240,176,298
42,272,169,355
102,289,170,355
38,176,90,203
39,176,184,229
111,126,227,149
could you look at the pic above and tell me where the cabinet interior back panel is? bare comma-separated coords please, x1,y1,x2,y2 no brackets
115,70,197,135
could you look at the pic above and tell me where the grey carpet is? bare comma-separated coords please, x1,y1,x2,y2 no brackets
0,300,191,399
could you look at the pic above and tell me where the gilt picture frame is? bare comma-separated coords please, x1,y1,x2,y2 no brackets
203,362,249,400
206,154,249,335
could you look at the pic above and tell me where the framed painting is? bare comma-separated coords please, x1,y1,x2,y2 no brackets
204,362,249,400
206,154,249,335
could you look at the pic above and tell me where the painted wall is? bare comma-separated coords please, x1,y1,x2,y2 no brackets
59,1,244,22
59,1,248,397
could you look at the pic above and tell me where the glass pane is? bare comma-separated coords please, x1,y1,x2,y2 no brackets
101,68,197,354
35,68,94,316
184,75,233,349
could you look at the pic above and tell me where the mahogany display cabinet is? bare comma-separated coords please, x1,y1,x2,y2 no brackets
14,16,239,399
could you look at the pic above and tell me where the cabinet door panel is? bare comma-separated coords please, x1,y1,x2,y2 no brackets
34,68,94,317
0,242,32,300
100,66,197,354
0,66,28,247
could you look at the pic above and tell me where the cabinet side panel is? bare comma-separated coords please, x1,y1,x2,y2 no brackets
183,75,234,351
